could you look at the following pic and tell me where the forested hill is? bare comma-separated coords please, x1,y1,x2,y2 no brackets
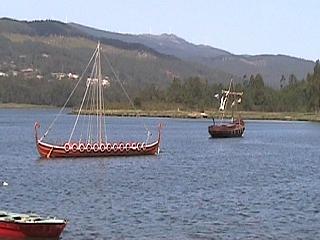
0,18,234,107
0,18,319,112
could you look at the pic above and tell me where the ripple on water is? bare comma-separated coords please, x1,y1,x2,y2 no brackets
1,111,320,239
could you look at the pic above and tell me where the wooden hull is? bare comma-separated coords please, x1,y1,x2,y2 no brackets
35,122,161,159
0,221,66,239
36,140,160,158
208,119,245,138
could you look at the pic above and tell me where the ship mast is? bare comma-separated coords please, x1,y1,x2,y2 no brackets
94,41,106,143
41,41,151,146
219,79,243,120
97,42,104,143
68,42,107,144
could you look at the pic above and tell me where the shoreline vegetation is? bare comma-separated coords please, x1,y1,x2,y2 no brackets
0,103,54,109
79,109,320,122
0,103,319,122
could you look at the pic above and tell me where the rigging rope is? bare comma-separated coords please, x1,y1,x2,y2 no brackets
68,80,90,143
42,42,152,144
78,62,95,144
101,51,150,134
94,52,100,143
87,51,99,143
97,48,105,142
41,47,99,141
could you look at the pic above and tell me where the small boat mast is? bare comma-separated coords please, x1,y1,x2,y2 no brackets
218,79,243,121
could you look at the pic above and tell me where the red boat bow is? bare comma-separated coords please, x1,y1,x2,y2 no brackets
0,211,67,239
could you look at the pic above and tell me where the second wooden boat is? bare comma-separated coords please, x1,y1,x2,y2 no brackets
208,79,245,138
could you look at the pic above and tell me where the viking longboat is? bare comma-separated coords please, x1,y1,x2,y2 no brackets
35,42,162,159
208,79,245,138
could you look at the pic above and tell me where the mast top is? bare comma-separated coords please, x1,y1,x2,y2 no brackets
221,90,243,96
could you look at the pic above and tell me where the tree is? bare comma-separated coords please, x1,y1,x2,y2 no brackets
280,75,286,89
133,97,142,107
167,77,183,103
288,74,298,87
307,60,320,112
248,74,266,109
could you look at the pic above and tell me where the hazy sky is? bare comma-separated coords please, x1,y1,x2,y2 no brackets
1,0,319,60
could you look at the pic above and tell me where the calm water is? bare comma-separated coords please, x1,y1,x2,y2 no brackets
1,109,320,240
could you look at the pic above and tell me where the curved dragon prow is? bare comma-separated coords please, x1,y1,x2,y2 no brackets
34,121,45,157
34,122,40,142
158,123,164,142
156,123,164,154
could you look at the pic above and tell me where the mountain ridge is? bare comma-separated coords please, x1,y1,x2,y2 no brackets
69,22,232,59
69,21,315,87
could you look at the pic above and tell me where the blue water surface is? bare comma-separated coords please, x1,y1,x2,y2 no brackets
0,109,320,240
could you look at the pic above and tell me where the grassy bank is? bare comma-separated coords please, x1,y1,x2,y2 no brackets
79,109,320,122
237,111,320,122
1,103,319,122
0,103,54,109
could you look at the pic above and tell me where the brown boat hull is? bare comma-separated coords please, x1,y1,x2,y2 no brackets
0,221,66,239
208,119,245,138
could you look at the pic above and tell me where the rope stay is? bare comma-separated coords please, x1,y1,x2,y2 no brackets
221,79,232,120
41,46,99,141
42,41,152,145
78,62,96,144
68,42,107,144
218,79,243,121
101,50,150,134
68,78,90,143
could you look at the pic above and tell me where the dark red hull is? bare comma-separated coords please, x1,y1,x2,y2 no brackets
35,123,161,159
0,221,66,239
208,119,245,138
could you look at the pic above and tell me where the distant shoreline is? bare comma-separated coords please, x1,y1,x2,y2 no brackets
0,103,54,109
77,109,320,122
0,103,319,122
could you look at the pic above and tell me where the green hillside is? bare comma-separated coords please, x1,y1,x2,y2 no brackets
0,18,233,107
0,18,232,87
0,18,319,114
